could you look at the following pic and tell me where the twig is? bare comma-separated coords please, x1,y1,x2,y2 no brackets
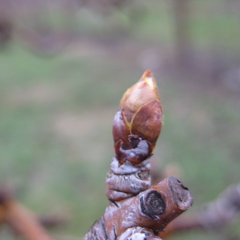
83,71,193,239
104,176,192,239
160,183,240,238
5,200,55,240
0,187,55,240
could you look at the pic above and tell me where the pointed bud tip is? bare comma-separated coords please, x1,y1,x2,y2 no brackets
143,70,153,78
139,70,156,91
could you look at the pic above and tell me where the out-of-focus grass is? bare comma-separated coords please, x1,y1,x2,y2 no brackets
0,45,142,238
0,1,240,239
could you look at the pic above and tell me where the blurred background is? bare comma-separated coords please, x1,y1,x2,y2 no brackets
0,0,240,239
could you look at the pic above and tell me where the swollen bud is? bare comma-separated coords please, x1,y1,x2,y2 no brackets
113,70,163,165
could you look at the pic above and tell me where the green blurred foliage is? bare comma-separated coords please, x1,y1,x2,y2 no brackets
0,0,240,239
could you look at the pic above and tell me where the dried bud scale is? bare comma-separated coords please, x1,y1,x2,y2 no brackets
106,157,151,201
117,227,162,240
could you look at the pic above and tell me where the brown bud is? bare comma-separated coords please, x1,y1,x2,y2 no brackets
113,70,163,164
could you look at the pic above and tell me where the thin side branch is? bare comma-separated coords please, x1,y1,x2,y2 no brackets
160,183,240,238
0,188,55,240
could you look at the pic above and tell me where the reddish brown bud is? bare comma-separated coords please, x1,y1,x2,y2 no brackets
113,70,163,164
